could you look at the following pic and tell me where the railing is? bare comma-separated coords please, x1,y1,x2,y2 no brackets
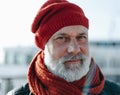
0,65,27,95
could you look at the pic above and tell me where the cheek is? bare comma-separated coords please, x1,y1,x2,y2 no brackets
80,44,89,56
51,44,67,60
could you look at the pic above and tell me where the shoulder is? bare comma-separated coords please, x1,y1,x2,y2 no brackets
7,83,33,95
101,80,120,95
104,80,120,91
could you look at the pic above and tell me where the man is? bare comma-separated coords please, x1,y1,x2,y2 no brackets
8,0,120,95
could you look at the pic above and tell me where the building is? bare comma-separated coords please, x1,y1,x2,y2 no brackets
90,41,120,82
0,43,120,94
0,46,39,95
3,46,39,66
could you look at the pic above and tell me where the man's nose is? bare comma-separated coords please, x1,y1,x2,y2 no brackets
67,39,80,55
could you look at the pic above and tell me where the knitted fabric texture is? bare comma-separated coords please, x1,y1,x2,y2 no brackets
31,0,89,49
27,51,105,95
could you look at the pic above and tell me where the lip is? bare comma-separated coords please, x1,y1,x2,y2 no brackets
64,59,80,64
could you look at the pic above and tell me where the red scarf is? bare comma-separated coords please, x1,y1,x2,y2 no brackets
28,51,105,95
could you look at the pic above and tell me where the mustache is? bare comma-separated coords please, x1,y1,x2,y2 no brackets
59,53,87,63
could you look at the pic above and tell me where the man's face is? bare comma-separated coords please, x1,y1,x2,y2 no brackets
44,25,91,82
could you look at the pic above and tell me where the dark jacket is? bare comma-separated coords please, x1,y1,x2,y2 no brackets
7,80,120,95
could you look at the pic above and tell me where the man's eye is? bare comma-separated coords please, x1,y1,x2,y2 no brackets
54,36,69,44
77,36,87,40
56,36,64,40
76,36,88,44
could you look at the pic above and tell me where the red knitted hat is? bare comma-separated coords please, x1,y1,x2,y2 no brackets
31,0,89,50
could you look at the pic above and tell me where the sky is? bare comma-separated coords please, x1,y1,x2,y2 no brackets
0,0,120,49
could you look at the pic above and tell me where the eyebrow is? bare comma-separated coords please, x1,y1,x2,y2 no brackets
78,32,87,36
53,33,68,38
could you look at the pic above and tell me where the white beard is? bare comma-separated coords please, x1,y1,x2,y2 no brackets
44,46,91,82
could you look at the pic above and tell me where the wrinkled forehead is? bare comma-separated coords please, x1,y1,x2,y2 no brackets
52,25,88,37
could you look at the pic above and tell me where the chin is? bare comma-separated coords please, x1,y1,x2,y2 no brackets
44,52,91,82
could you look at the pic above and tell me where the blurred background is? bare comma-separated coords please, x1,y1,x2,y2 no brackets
0,0,120,94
